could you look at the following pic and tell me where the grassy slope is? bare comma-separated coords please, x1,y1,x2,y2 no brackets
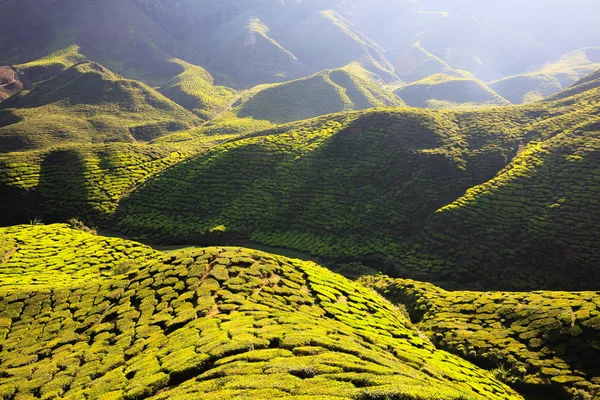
545,68,600,102
364,275,600,399
0,224,521,400
490,48,600,104
394,74,511,109
2,68,599,292
410,108,600,290
0,62,199,153
0,132,240,227
112,83,600,290
157,59,237,120
115,107,524,256
233,64,404,124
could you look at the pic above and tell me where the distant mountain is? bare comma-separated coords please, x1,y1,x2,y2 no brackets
0,62,199,152
490,47,600,103
395,74,510,109
546,67,600,101
232,64,404,124
394,43,473,83
276,10,399,83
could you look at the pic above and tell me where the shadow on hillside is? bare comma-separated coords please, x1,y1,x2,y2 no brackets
36,149,94,223
0,149,94,227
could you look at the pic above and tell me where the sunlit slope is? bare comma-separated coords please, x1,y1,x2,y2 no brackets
157,59,237,120
395,74,510,109
545,68,600,102
410,109,600,290
490,48,600,103
0,62,199,153
364,276,600,400
116,108,526,256
233,64,404,124
0,224,521,400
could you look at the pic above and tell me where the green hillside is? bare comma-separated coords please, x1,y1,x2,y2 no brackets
408,110,600,290
2,76,599,292
364,276,600,400
157,59,237,120
0,62,199,153
233,64,404,124
394,74,511,109
0,223,521,400
490,48,600,103
114,107,523,259
545,68,600,101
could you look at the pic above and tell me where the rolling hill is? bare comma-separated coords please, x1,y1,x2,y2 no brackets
0,223,521,400
490,47,600,103
394,43,473,83
2,74,599,291
394,74,510,109
0,61,199,153
157,59,237,121
364,275,600,400
231,64,404,124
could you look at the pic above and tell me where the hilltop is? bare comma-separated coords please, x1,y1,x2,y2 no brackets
364,275,600,400
0,223,521,400
490,48,600,103
232,64,404,124
0,62,199,153
394,74,510,109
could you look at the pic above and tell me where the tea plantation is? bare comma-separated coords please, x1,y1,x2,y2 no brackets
364,275,600,400
0,224,521,400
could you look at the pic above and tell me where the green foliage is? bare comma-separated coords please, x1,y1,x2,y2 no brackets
0,224,521,399
0,143,190,226
395,74,510,109
233,64,404,124
158,59,237,120
363,276,600,399
0,62,200,153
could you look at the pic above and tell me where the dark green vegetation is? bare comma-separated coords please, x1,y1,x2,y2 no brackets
395,74,510,109
0,62,199,153
0,224,522,399
364,276,600,400
233,64,404,124
2,77,600,291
